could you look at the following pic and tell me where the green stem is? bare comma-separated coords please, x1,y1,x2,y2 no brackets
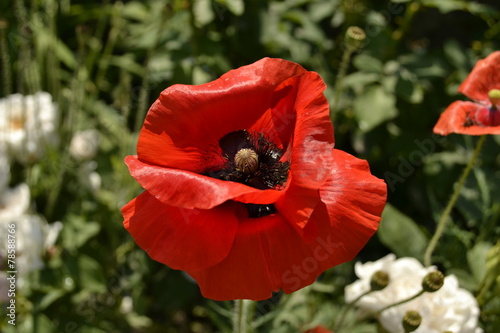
233,299,250,333
376,290,425,314
334,289,373,332
393,2,421,43
331,46,354,121
424,135,487,267
134,2,170,132
0,21,12,96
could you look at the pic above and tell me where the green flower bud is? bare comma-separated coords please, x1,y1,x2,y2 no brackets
370,270,390,291
402,310,422,332
422,270,445,292
345,26,366,51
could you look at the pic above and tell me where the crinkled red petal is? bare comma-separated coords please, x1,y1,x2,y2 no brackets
137,58,307,172
273,72,334,230
433,101,500,135
188,213,324,301
130,61,334,210
125,155,285,209
315,149,387,262
188,150,386,301
475,106,500,127
459,51,500,104
122,191,239,272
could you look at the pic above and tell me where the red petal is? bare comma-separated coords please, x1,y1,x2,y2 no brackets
475,106,500,127
273,72,335,230
304,326,333,333
125,155,285,209
137,58,307,172
189,151,386,301
459,51,500,104
433,101,500,135
122,191,239,272
188,213,323,301
315,149,387,262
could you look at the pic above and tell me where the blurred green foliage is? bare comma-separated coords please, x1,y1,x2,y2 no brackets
0,0,499,332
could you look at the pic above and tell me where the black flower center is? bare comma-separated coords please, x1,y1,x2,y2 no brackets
205,130,290,218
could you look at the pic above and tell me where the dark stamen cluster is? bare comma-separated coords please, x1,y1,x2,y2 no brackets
463,111,474,127
205,130,290,218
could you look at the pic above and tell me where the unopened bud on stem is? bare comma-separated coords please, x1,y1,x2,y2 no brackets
403,310,422,332
422,270,445,292
370,270,390,291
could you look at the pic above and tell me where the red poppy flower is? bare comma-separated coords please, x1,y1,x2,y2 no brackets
304,326,334,333
433,51,500,135
122,58,387,301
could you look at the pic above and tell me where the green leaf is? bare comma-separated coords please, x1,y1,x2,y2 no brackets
62,215,101,251
192,65,213,85
395,74,423,103
343,72,381,93
353,54,384,73
109,55,145,76
446,268,478,291
467,242,492,284
353,85,398,132
36,27,77,69
67,255,107,293
378,204,428,260
193,0,215,27
443,39,468,70
218,0,244,16
38,289,68,310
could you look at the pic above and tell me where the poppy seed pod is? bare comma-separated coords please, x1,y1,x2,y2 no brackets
345,26,366,51
234,148,259,174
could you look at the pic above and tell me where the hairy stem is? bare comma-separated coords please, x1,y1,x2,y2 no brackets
424,135,487,266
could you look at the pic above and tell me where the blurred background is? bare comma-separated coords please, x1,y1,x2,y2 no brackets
0,0,499,332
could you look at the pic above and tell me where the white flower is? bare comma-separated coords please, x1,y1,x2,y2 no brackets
14,214,47,274
120,296,134,314
0,145,10,194
0,184,62,287
69,129,100,161
345,254,483,333
0,92,58,162
78,161,102,192
0,271,9,303
44,221,63,249
0,183,30,220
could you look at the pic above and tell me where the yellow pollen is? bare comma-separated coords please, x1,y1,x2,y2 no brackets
10,116,25,130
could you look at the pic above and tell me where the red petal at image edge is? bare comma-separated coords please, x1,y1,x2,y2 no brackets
122,191,239,272
188,149,387,301
304,326,333,333
433,101,500,135
459,51,500,104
